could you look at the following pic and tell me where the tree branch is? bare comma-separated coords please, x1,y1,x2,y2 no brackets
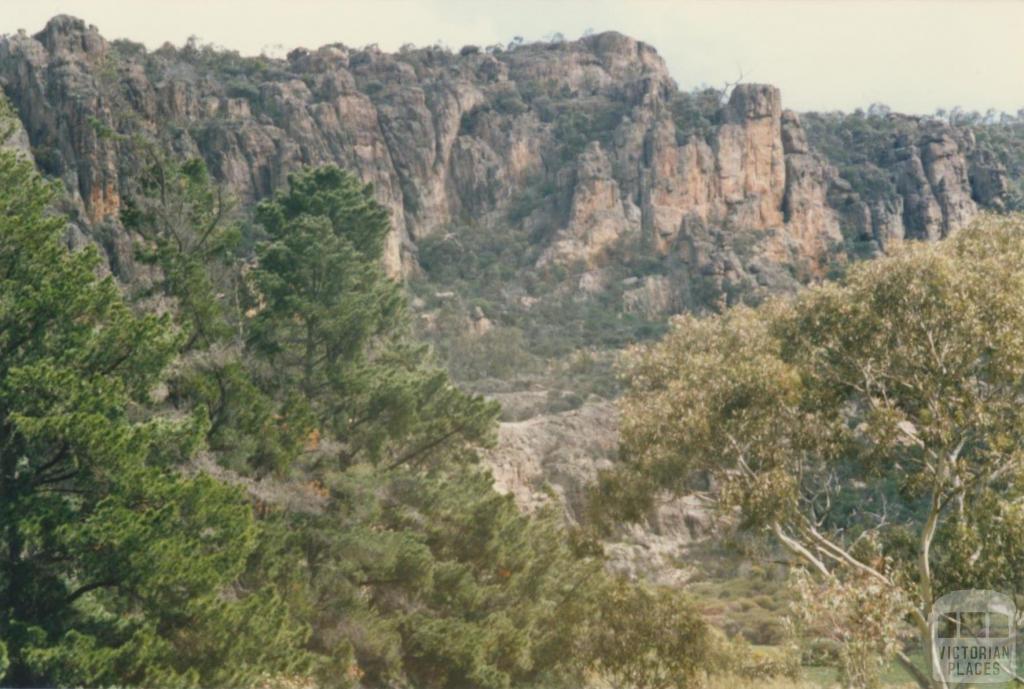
385,424,468,471
771,522,831,579
65,578,119,605
895,650,932,689
802,521,892,586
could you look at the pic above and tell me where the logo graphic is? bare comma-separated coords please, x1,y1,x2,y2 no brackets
930,590,1016,685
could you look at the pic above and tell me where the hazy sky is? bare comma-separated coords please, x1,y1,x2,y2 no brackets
3,0,1022,115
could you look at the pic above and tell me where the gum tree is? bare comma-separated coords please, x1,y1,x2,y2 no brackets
603,214,1024,688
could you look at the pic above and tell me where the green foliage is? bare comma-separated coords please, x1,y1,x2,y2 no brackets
582,579,711,689
249,166,499,468
443,322,543,381
933,492,1024,597
800,110,916,202
492,89,529,116
608,213,1024,688
797,106,1024,214
126,153,241,347
414,216,672,391
418,222,537,284
504,178,559,225
123,150,298,476
245,440,703,689
165,37,287,113
235,167,634,687
460,88,530,133
971,113,1024,211
553,109,595,161
688,563,793,646
0,145,719,688
730,644,802,683
236,166,719,688
552,101,629,162
791,571,908,689
670,88,722,144
0,148,308,688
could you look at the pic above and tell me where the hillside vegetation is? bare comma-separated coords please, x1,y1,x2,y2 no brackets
2,16,1024,689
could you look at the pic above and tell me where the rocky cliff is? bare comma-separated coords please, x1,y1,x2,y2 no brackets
1,17,1016,586
1,16,1009,298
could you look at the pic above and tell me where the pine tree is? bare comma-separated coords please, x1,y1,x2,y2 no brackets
0,147,308,687
123,150,303,475
248,166,499,469
237,166,715,688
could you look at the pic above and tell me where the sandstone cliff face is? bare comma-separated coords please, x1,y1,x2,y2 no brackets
803,111,1014,257
540,141,639,266
1,16,1006,295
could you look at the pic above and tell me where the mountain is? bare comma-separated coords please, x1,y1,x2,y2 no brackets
1,13,1020,590
1,16,1014,297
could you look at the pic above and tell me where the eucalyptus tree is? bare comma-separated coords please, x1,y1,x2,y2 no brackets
604,214,1024,688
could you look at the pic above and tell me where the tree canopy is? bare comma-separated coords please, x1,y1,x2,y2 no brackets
605,213,1024,688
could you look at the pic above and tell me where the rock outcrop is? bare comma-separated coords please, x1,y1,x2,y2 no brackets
540,141,639,266
801,111,1013,257
488,398,618,517
486,396,713,585
1,17,1006,293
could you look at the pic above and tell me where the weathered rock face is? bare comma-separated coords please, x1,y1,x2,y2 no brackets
636,84,842,297
801,111,1012,258
893,128,975,240
486,395,715,585
970,148,1011,210
622,274,676,317
1,105,31,158
488,398,619,517
540,141,639,266
1,17,1005,294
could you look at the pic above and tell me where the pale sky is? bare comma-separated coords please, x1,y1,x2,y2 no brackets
3,0,1022,115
